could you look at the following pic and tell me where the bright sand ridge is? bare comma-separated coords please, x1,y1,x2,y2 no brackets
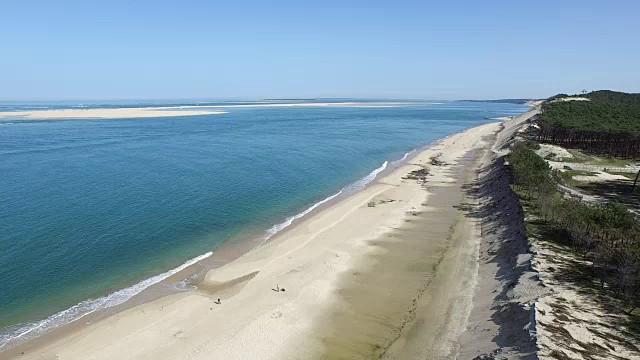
0,107,228,119
3,120,505,360
0,102,409,120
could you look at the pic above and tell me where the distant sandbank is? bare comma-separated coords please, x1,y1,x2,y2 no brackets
0,102,413,120
0,107,228,120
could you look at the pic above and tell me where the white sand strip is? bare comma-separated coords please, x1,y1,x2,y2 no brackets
0,102,416,120
0,107,228,120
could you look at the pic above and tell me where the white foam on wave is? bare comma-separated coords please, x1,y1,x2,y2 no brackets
391,150,416,166
0,251,213,350
263,160,390,241
342,160,388,194
264,190,343,240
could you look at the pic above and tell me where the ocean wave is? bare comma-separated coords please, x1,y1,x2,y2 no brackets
0,251,213,350
391,150,416,166
263,160,390,242
264,190,343,240
342,161,388,194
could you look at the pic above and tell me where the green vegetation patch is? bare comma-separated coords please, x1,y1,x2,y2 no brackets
535,91,640,160
587,90,640,105
554,170,599,187
508,141,640,315
540,101,640,133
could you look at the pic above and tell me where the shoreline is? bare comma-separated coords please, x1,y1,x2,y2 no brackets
0,137,435,352
1,109,537,359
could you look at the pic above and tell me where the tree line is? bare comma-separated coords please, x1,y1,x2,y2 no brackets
508,142,640,313
534,91,640,159
587,90,640,105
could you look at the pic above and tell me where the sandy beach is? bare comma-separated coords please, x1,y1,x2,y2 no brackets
0,102,410,120
2,109,539,360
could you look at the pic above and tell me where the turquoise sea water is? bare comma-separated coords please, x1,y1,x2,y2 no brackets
0,100,528,347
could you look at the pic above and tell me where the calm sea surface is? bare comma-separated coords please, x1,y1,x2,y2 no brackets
0,100,528,347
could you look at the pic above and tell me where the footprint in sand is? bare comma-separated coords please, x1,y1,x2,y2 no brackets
271,311,283,319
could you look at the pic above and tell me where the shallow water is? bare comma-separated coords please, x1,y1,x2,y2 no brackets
0,100,528,346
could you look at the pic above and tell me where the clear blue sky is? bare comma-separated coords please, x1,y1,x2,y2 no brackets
1,0,639,100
